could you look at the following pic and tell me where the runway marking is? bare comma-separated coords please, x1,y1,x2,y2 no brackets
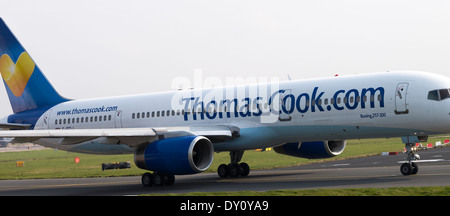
332,163,350,167
397,159,446,163
0,179,138,192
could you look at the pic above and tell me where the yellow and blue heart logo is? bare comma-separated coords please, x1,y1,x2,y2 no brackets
0,51,35,97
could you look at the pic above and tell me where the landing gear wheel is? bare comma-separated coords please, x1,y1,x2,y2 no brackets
239,162,250,177
228,163,240,177
152,173,164,186
165,174,176,185
400,163,413,176
218,164,229,178
142,172,153,187
411,162,419,175
401,141,423,176
218,151,251,178
217,163,251,178
141,172,176,187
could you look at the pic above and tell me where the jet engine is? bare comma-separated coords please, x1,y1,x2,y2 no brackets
134,136,214,175
274,140,346,159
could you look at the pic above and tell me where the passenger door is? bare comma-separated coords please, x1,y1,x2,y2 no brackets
115,110,123,128
395,82,409,114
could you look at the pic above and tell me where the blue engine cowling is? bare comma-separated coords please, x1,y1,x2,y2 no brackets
134,136,214,175
274,140,346,159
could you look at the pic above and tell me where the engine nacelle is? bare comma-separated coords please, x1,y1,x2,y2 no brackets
274,140,346,159
134,136,214,175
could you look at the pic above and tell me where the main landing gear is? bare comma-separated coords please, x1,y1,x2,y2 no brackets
217,150,251,178
141,172,175,187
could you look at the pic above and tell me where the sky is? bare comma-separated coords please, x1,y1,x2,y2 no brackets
1,0,450,117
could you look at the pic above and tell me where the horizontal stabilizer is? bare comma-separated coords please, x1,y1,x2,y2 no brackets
0,123,31,130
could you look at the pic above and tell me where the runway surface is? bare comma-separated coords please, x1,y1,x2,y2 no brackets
1,147,450,196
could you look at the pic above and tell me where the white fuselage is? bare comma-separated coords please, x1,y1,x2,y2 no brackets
33,71,450,154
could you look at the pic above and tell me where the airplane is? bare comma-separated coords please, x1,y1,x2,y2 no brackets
1,18,450,187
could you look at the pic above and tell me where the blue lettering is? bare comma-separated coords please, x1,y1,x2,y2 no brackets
205,100,217,119
182,97,195,121
180,86,385,121
268,90,285,114
344,89,359,110
220,98,239,118
252,97,263,116
311,87,324,112
361,87,385,109
192,97,204,120
239,98,251,117
296,93,309,113
281,94,295,114
333,90,345,111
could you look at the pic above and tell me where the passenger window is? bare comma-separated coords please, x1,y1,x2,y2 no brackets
132,113,135,119
137,113,140,119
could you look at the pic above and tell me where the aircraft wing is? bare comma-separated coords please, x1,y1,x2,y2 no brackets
0,125,236,147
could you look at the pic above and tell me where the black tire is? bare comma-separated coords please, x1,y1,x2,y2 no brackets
411,162,419,175
153,173,165,186
142,172,153,187
400,163,413,175
228,163,240,177
218,164,229,178
239,163,250,176
165,174,175,185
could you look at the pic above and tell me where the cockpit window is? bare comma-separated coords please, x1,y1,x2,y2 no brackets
428,88,450,101
439,89,450,100
428,90,439,101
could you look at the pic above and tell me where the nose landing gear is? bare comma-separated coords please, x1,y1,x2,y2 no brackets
400,136,425,176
